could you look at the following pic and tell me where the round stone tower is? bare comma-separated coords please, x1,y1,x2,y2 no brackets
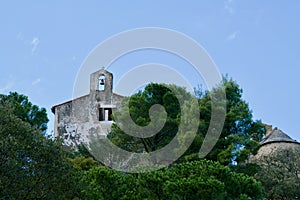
250,125,300,161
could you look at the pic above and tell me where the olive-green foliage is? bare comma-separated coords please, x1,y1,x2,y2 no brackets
69,156,99,171
81,160,264,200
255,147,300,199
0,104,81,199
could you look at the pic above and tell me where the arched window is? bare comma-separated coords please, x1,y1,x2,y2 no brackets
98,75,105,91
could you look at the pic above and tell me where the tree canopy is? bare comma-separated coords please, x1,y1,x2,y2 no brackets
0,93,81,199
108,78,266,165
255,147,300,199
108,83,186,153
198,78,266,165
0,92,49,134
80,159,264,200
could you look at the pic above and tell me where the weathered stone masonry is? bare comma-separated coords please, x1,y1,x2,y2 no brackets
249,124,300,162
51,68,123,148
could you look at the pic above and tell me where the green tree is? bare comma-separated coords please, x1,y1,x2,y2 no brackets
195,78,265,165
0,103,81,199
68,156,99,171
255,147,300,199
109,79,265,166
161,160,263,199
81,160,264,199
80,166,139,200
108,83,190,153
0,92,49,133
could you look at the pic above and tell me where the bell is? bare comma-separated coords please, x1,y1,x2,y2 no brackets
100,79,105,85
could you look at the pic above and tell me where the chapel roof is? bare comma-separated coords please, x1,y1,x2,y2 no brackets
260,127,300,146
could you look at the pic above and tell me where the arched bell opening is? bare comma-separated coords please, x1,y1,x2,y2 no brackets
98,75,105,91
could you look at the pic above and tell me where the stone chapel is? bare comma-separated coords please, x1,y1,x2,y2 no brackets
51,68,123,148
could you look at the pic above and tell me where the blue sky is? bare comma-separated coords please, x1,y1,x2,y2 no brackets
1,1,300,141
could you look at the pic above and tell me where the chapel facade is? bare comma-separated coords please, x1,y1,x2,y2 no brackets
51,68,123,148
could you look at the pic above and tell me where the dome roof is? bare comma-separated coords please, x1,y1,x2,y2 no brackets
260,127,300,146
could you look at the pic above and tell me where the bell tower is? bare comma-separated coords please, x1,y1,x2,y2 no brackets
90,68,113,94
89,67,113,104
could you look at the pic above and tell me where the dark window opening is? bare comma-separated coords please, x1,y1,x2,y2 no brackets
99,108,112,121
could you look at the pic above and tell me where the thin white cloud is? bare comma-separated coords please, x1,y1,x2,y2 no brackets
224,0,234,14
31,37,40,54
0,81,15,94
227,31,239,41
32,78,41,86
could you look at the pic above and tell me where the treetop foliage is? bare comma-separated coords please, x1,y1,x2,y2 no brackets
0,94,81,199
0,92,49,133
109,78,266,165
80,159,264,200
